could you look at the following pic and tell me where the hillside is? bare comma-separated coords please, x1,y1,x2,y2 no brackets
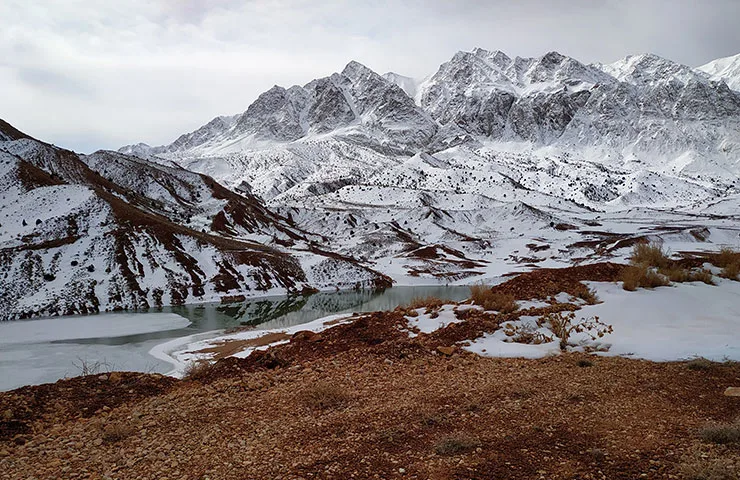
0,122,390,321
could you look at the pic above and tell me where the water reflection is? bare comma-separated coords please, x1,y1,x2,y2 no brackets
170,286,471,332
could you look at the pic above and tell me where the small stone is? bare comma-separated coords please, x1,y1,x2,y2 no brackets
398,468,405,474
108,372,123,384
93,438,103,446
724,387,740,397
436,346,455,356
0,449,10,457
2,409,12,421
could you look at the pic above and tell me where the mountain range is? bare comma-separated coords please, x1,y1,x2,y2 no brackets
2,48,740,320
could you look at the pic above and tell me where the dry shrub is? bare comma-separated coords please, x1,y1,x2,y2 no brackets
714,247,740,281
686,358,714,371
715,247,740,268
621,265,669,291
577,287,600,305
182,359,214,381
631,242,671,268
660,266,715,285
407,296,446,311
469,284,518,313
503,322,552,345
434,434,481,456
690,269,716,285
680,452,738,480
299,381,350,410
720,262,739,281
538,311,613,351
700,419,740,445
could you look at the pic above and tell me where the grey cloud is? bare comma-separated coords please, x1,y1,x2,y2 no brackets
1,0,739,153
16,67,95,98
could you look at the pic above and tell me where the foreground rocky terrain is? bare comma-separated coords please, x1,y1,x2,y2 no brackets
1,262,738,479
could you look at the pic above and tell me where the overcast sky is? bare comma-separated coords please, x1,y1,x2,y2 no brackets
2,0,739,153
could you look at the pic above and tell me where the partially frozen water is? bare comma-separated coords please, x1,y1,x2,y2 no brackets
0,286,469,391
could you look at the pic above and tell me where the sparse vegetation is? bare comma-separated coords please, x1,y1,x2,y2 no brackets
686,358,714,371
660,266,715,285
182,359,215,381
433,434,481,456
577,287,600,305
407,296,446,311
73,357,113,376
680,454,737,480
621,265,670,291
299,381,350,410
700,419,740,445
631,242,671,268
710,247,740,281
469,284,518,313
538,311,613,351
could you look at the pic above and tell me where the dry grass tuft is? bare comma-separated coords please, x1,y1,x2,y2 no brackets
182,360,215,381
469,285,518,313
299,381,350,410
631,242,671,268
680,449,738,480
720,262,739,281
660,266,715,285
433,434,481,456
621,265,669,291
713,247,740,281
577,287,600,305
700,419,740,445
715,247,740,268
407,296,446,311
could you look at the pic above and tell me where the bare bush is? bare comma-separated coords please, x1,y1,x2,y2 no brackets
538,311,613,351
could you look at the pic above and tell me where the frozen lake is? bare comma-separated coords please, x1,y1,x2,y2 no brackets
0,286,470,391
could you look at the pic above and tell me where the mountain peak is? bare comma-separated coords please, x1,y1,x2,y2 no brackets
341,60,377,80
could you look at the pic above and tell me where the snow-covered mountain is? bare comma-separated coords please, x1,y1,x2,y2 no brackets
0,121,391,321
113,49,740,289
698,52,740,92
5,48,740,321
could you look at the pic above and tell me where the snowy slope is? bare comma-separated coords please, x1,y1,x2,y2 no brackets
698,52,740,91
0,121,391,321
107,48,740,287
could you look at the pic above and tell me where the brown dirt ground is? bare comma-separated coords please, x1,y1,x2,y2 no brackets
1,263,739,479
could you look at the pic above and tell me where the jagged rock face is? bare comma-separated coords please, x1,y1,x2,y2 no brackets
419,49,613,143
235,86,308,142
305,77,356,134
